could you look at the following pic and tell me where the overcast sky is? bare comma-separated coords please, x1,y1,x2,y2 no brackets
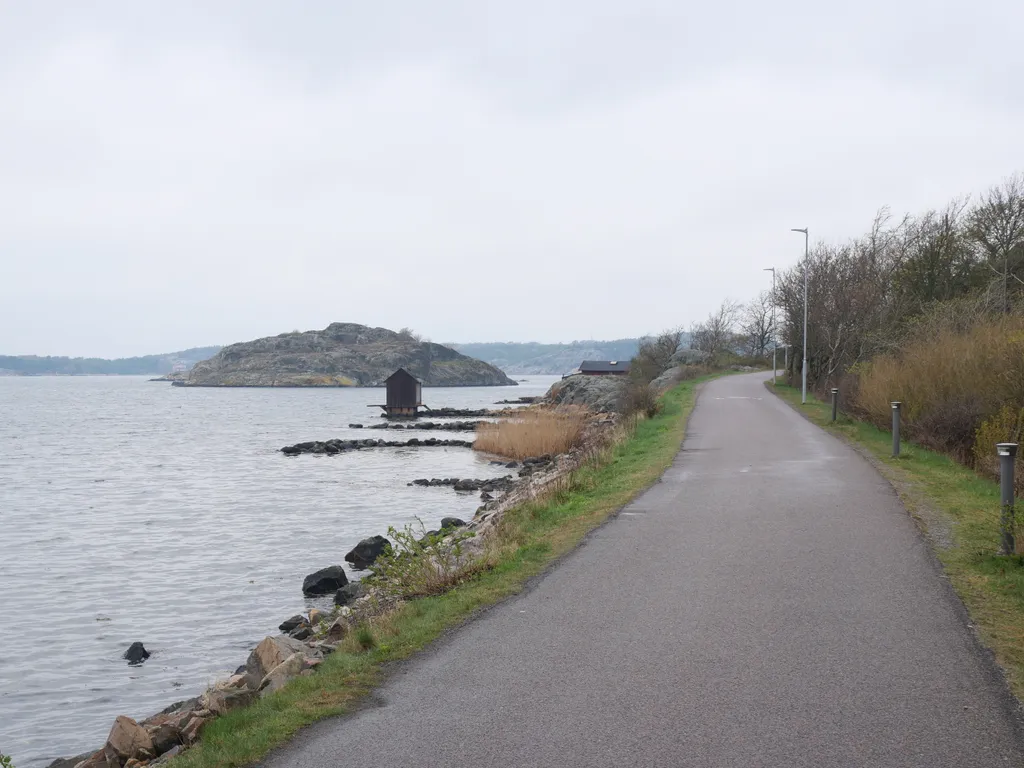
2,1,1022,357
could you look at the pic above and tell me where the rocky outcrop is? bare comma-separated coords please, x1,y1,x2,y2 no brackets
542,374,626,413
301,566,348,596
176,323,516,387
345,536,391,570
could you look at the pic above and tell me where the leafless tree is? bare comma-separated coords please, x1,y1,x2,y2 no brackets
690,300,741,361
740,291,774,358
631,328,684,383
968,173,1024,312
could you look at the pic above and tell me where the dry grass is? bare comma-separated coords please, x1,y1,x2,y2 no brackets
854,315,1024,462
474,408,589,460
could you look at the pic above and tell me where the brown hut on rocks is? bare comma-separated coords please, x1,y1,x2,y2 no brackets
371,368,424,417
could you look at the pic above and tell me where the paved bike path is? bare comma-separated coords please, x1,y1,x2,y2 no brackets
263,372,1024,767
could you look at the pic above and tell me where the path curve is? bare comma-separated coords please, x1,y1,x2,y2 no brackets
262,372,1024,767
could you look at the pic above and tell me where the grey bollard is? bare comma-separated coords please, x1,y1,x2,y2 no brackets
998,443,1018,555
891,402,901,458
831,388,839,423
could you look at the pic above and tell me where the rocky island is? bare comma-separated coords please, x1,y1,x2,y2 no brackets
175,323,516,387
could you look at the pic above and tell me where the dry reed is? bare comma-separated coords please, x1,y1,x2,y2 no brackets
474,408,589,460
854,315,1024,462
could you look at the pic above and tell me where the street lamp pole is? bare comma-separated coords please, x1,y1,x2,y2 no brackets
763,267,776,385
791,227,809,404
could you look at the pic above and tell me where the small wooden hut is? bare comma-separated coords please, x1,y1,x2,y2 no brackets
370,368,424,417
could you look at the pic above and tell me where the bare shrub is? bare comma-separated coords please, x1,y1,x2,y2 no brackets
621,379,660,419
474,408,588,459
912,397,986,463
631,329,684,384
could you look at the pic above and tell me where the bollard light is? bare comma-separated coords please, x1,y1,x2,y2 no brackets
831,388,839,423
998,443,1018,555
891,402,901,458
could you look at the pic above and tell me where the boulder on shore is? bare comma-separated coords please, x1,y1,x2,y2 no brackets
106,716,155,763
440,517,467,530
278,614,309,632
243,635,316,690
259,653,307,697
302,565,348,596
334,582,367,606
345,535,392,570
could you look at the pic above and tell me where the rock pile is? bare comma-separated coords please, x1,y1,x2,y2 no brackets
409,476,516,493
410,407,507,418
281,437,473,455
367,421,481,431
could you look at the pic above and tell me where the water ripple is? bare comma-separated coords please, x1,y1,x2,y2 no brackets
0,375,556,767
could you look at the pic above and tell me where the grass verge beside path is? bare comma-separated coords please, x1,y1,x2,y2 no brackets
174,377,712,768
770,382,1024,698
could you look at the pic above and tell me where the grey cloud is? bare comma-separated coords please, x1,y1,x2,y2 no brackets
1,1,1022,356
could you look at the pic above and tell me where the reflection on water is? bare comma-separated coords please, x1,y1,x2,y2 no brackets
0,375,558,767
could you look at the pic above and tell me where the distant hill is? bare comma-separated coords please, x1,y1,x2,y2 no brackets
0,346,222,376
178,323,515,387
1,335,692,378
452,339,651,375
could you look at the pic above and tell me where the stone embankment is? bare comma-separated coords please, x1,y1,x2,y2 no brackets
51,384,621,768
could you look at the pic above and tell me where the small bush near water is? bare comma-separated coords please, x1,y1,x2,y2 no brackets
474,408,588,460
368,522,489,600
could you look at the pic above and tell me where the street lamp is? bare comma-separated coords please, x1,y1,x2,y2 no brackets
791,227,809,404
763,267,776,385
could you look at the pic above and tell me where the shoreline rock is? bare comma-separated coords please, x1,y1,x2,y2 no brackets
301,566,348,596
408,476,515,493
345,536,391,570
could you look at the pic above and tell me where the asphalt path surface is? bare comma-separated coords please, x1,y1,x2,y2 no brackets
263,372,1024,767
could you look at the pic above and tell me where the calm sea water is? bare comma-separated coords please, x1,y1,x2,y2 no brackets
0,375,558,767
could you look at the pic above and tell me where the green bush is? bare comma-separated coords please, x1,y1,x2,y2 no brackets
367,521,487,599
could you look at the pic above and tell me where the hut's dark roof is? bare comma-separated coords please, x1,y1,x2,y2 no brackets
579,360,631,373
